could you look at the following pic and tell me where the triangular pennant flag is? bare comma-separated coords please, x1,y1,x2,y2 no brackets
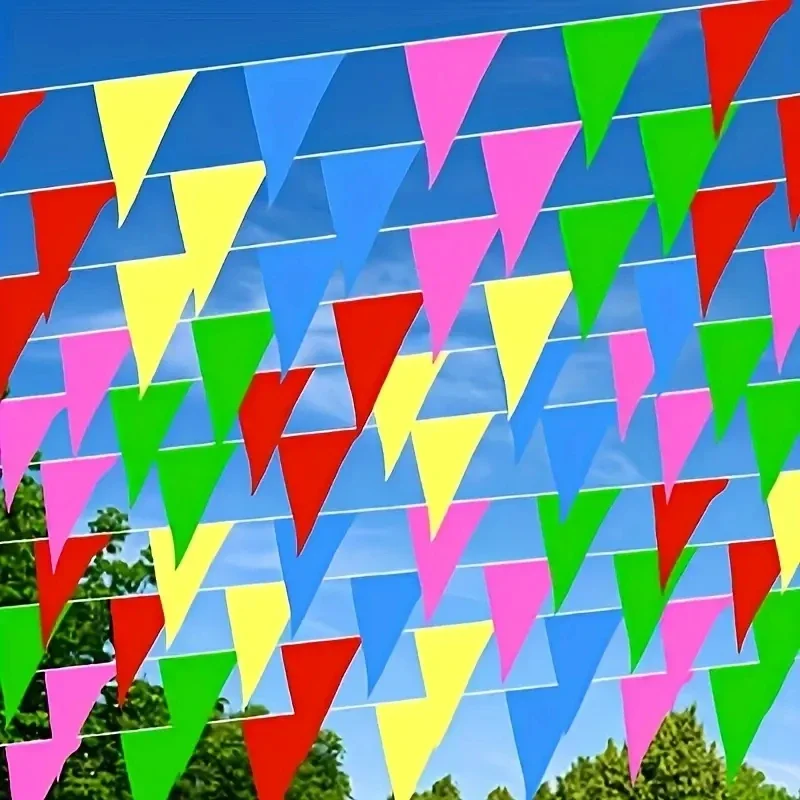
410,217,498,356
559,198,651,335
700,0,791,134
609,329,654,439
691,182,776,315
410,413,493,537
405,34,504,186
45,662,116,739
149,523,234,646
0,275,48,397
408,500,490,618
639,106,736,254
192,311,274,441
110,594,165,705
321,145,420,291
660,595,730,676
538,488,621,611
698,317,773,439
6,736,81,800
562,14,662,164
109,380,192,505
729,538,780,650
0,90,45,161
765,245,800,371
0,604,44,724
351,572,421,693
481,124,581,273
485,272,573,416
225,582,290,704
778,97,800,229
333,292,424,431
94,71,195,225
767,471,800,588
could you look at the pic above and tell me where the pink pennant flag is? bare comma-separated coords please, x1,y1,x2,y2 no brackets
481,123,581,275
0,393,65,509
655,389,712,498
660,596,729,676
484,559,551,680
765,245,800,372
44,662,117,740
6,736,82,800
408,500,490,619
41,455,118,567
405,33,505,187
609,329,655,440
60,329,131,452
410,217,498,357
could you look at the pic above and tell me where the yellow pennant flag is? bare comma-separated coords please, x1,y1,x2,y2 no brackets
411,413,494,538
374,352,448,479
94,70,196,226
376,621,492,800
225,582,290,704
150,522,234,645
485,271,573,416
171,161,266,311
767,470,800,588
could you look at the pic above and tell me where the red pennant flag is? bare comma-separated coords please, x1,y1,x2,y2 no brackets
34,533,111,644
239,368,314,494
243,637,361,800
0,91,46,162
333,292,423,431
700,0,791,133
0,275,47,395
690,182,776,315
278,428,359,554
653,479,728,589
729,538,780,651
778,96,800,229
110,594,165,705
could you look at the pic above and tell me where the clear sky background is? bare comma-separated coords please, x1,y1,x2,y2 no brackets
2,0,800,797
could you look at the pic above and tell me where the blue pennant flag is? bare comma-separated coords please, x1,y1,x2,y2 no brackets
351,571,421,694
321,144,419,292
245,54,343,204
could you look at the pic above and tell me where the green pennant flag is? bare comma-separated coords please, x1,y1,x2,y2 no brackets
614,547,696,670
192,311,274,442
156,442,237,565
538,488,621,611
558,197,651,336
0,604,44,725
563,13,662,164
698,318,773,440
639,105,737,254
109,381,193,505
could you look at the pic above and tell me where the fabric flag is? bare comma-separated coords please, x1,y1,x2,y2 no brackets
765,244,800,370
485,271,573,416
729,538,780,650
777,96,800,229
59,329,131,453
333,292,424,431
108,380,192,505
225,582,290,704
655,389,712,495
410,217,498,356
691,182,776,315
481,123,581,274
609,329,654,440
243,637,361,800
639,106,735,254
149,523,234,645
6,737,78,800
191,310,274,441
652,479,728,589
374,352,447,479
562,14,662,164
700,0,791,134
613,547,696,671
94,71,196,224
698,317,773,439
0,90,45,161
559,198,651,336
408,500,490,618
245,54,343,203
376,621,493,800
110,594,165,705
537,488,620,610
239,368,314,493
484,559,551,680
275,514,356,634
351,572,422,693
41,454,117,567
405,34,504,186
410,413,493,537
0,604,44,724
321,145,420,291
767,470,800,588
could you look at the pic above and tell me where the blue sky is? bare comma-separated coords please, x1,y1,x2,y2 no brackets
2,0,800,796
